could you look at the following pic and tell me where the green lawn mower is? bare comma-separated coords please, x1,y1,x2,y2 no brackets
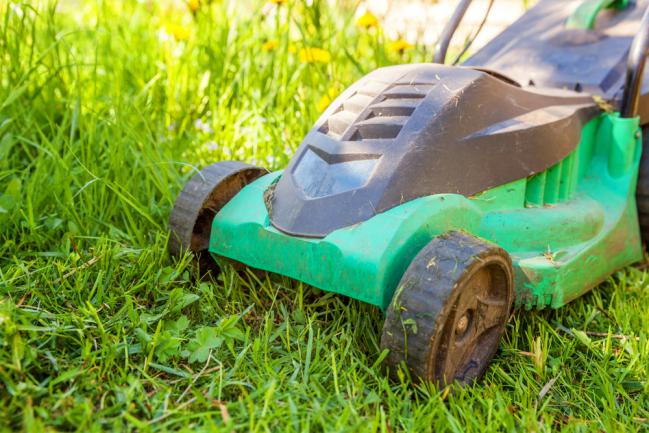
169,0,649,385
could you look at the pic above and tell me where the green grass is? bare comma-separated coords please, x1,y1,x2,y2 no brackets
0,1,648,431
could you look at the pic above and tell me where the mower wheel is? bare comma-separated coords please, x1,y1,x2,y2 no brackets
636,125,649,244
380,231,513,386
168,161,268,272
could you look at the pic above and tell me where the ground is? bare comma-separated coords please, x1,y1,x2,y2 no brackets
0,1,648,432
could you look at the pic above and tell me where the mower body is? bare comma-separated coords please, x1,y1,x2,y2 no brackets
209,63,643,311
165,0,649,384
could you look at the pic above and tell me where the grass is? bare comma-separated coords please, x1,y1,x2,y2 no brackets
0,1,648,431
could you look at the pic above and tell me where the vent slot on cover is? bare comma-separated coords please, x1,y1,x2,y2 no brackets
319,81,434,141
348,82,433,141
319,80,386,139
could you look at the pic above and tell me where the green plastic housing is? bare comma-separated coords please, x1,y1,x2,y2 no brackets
566,0,629,30
210,113,643,311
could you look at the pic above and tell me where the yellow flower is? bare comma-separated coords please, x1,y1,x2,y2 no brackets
270,0,287,4
356,11,379,29
388,39,414,53
188,0,200,12
317,87,340,112
299,47,331,64
262,40,279,52
288,44,296,53
166,23,191,41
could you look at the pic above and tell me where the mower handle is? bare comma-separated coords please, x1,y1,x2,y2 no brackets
621,4,649,118
433,0,473,64
436,0,648,117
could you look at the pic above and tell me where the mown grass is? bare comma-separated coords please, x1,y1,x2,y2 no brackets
0,1,648,431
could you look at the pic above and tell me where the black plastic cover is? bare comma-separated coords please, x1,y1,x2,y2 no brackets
268,64,598,238
464,0,649,121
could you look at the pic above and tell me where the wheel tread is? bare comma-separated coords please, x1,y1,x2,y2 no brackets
168,161,268,261
380,231,513,385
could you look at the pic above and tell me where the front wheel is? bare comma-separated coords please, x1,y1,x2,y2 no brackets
168,161,268,273
380,231,514,386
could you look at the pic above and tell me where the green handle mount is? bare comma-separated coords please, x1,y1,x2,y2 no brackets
566,0,629,30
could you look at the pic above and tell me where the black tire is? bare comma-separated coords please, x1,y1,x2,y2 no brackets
380,231,514,386
168,161,268,272
637,125,649,243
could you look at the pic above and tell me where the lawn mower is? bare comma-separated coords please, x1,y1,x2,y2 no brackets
168,0,649,385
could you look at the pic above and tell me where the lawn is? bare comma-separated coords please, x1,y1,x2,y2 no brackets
0,1,648,431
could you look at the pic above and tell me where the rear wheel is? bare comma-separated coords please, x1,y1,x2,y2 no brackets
168,161,268,273
636,126,649,243
380,231,514,386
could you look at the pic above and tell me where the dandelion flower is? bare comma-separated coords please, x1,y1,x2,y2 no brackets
270,0,287,4
262,40,279,52
317,95,331,112
166,23,191,41
317,87,339,112
388,39,414,53
299,47,331,64
356,11,379,29
188,0,200,12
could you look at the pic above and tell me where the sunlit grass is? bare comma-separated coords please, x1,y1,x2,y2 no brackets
0,1,647,431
